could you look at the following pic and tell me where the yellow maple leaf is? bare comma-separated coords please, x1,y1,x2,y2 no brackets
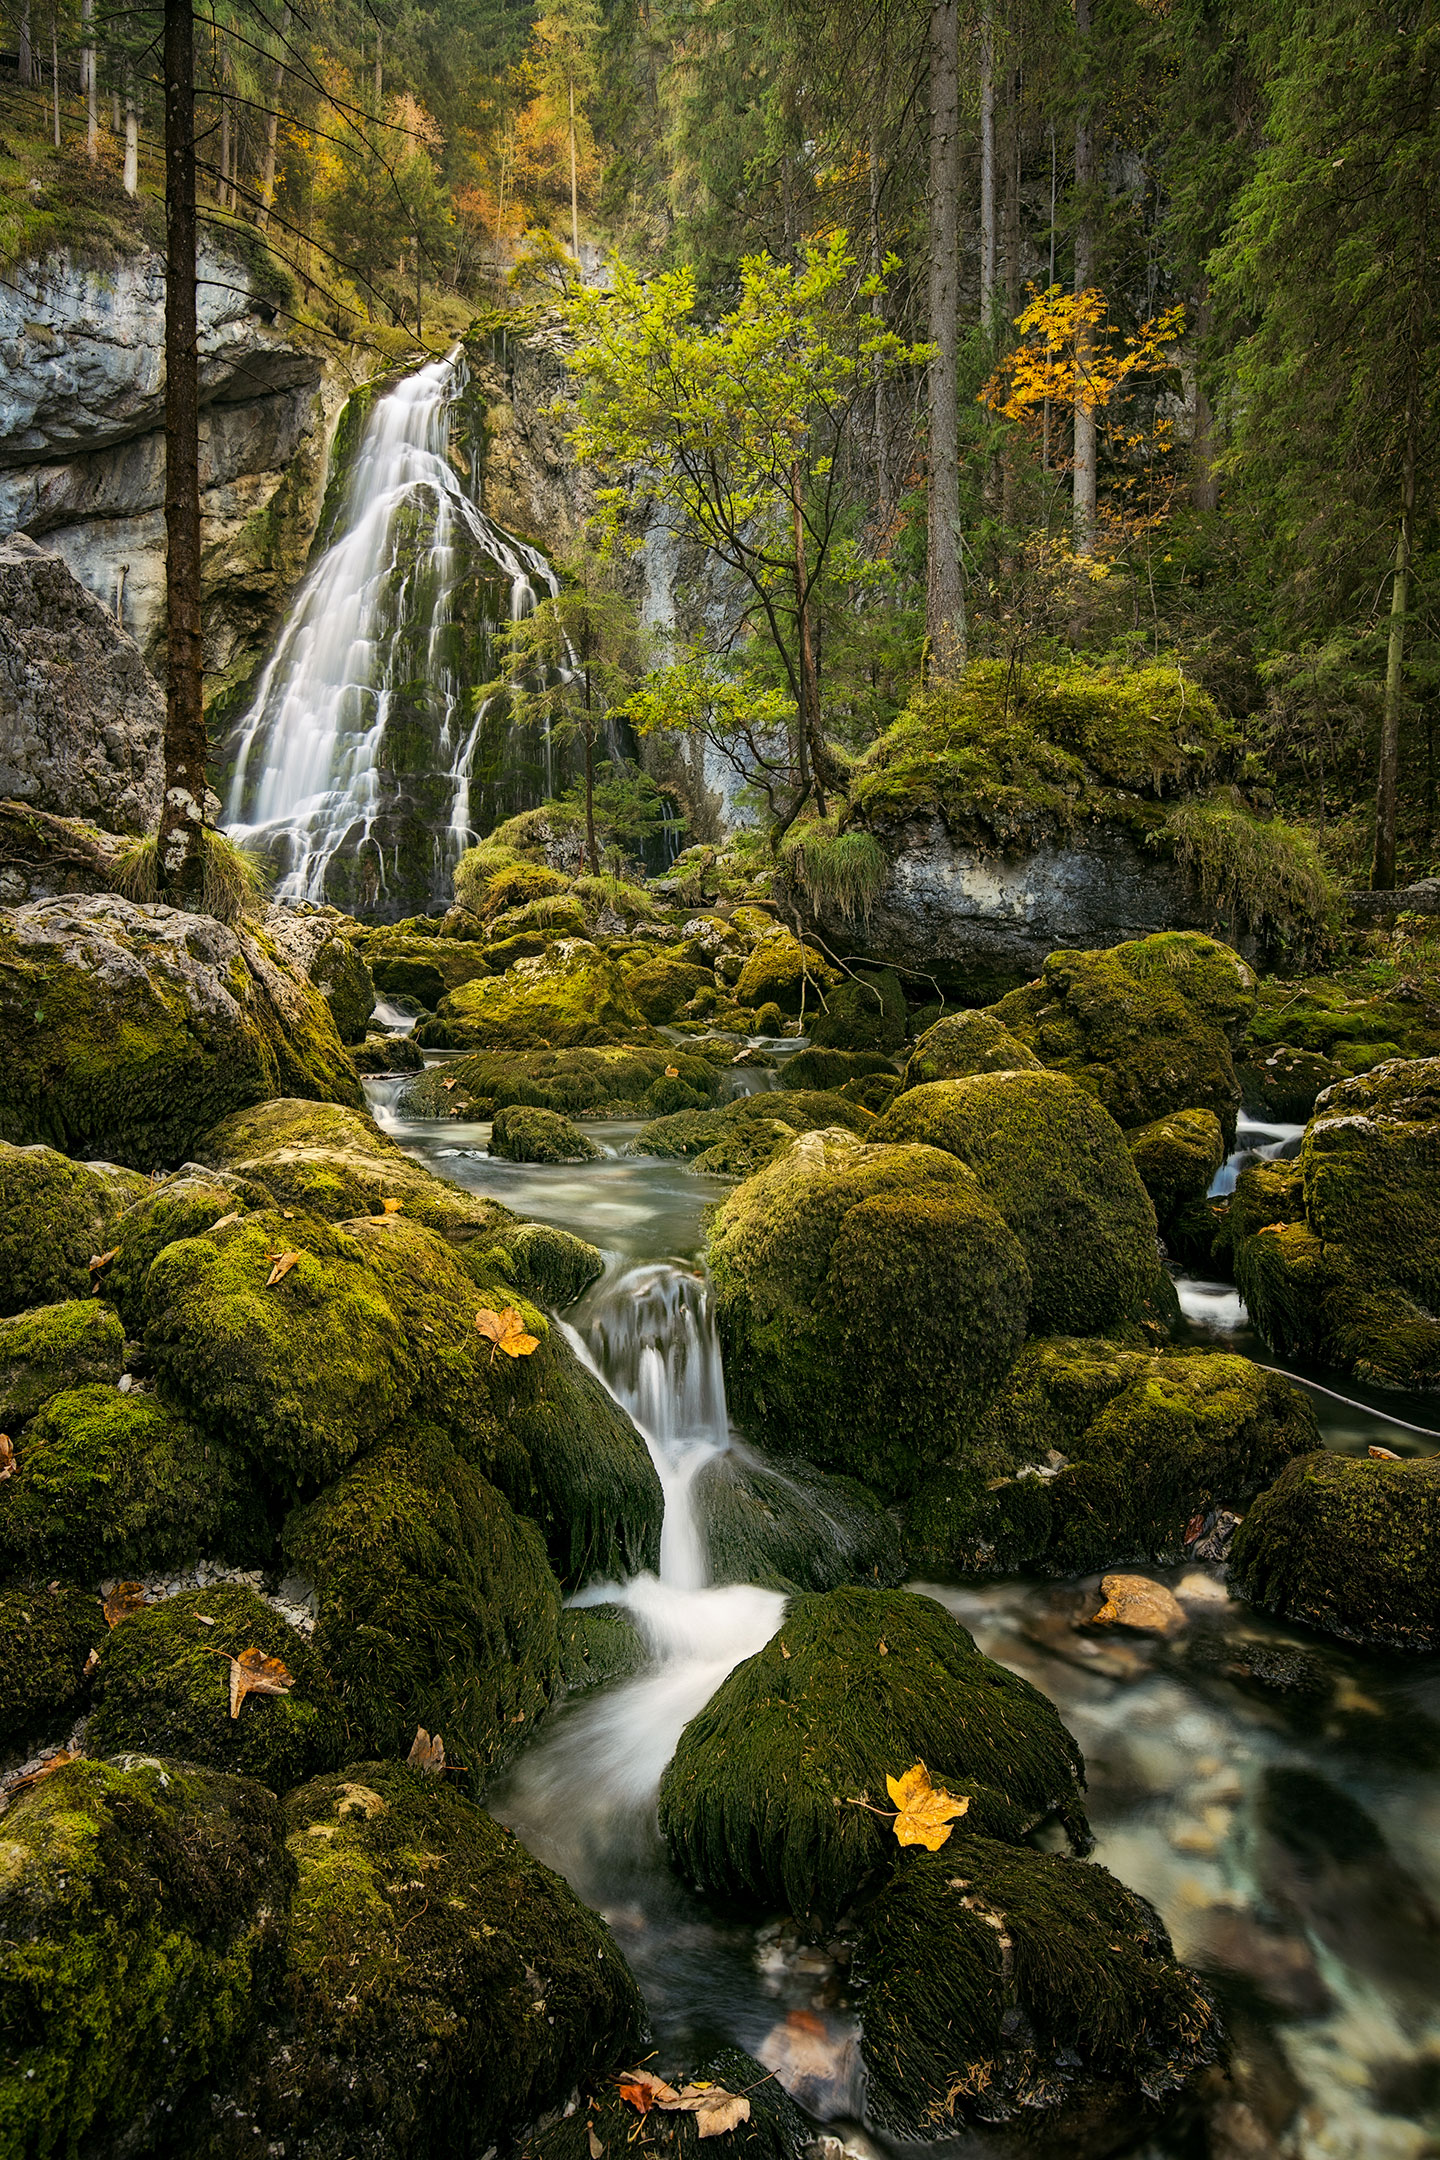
885,1761,969,1851
475,1306,541,1361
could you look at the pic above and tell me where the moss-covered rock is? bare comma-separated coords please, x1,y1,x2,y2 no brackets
0,1142,148,1316
694,1448,905,1592
658,1586,1088,1925
282,1426,562,1785
633,1089,873,1164
558,1603,649,1696
1128,1107,1226,1232
352,1029,425,1074
0,1580,101,1750
491,1104,601,1164
901,1008,1044,1089
0,1300,125,1428
396,1042,724,1121
203,1761,646,2160
734,925,840,1016
420,940,648,1052
710,1130,1031,1497
88,1586,346,1789
0,1386,265,1581
197,1097,402,1167
1229,1451,1440,1653
265,909,377,1046
0,895,363,1168
873,1070,1157,1336
0,1754,289,2157
780,1046,897,1092
363,935,495,1010
478,1221,605,1309
857,1840,1219,2143
1237,1040,1347,1121
627,953,715,1023
524,2045,808,2160
906,1341,1319,1578
105,1164,275,1331
1242,971,1440,1110
991,932,1256,1139
809,969,907,1053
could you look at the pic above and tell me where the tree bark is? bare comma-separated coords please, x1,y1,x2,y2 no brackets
160,0,209,911
569,75,579,258
1372,384,1417,891
50,8,59,147
124,71,138,192
83,0,97,158
1072,0,1096,555
19,0,32,88
926,0,966,675
792,465,825,816
979,5,996,329
1189,285,1220,512
258,4,290,230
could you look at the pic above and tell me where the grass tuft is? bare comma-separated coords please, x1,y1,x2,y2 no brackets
779,822,889,925
114,829,271,926
1163,792,1341,959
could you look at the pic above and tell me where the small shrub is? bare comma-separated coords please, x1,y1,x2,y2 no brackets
453,842,523,914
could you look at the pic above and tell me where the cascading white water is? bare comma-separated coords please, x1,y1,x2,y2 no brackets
223,347,557,904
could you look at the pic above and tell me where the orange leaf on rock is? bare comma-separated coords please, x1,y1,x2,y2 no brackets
407,1725,446,1773
885,1761,969,1851
617,2070,680,2114
2,1750,78,1811
217,1645,294,1718
88,1247,119,1275
265,1251,302,1288
0,1434,15,1482
475,1306,540,1361
208,1211,240,1235
103,1582,147,1629
665,1065,680,1078
381,1197,405,1214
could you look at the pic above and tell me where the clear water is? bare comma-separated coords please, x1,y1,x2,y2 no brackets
373,1077,1440,2156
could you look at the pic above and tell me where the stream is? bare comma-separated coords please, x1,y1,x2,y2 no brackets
369,1077,1440,2160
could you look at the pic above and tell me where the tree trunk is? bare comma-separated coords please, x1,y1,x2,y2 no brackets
218,66,230,209
50,8,59,147
19,0,32,88
124,71,138,193
373,27,382,110
1072,0,1096,555
926,0,966,675
792,465,825,816
569,75,579,258
868,89,891,522
84,0,97,158
258,4,289,231
160,0,209,912
584,723,598,873
979,5,996,329
1189,285,1220,512
1372,387,1417,891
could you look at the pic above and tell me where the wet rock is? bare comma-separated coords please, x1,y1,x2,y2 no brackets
351,1028,425,1073
695,1448,906,1593
1128,1106,1226,1230
490,1102,601,1163
634,1088,872,1174
807,968,906,1054
419,937,649,1051
1087,1574,1188,1635
0,1578,101,1749
262,904,375,1044
397,1040,725,1120
735,922,840,1015
1229,1450,1440,1653
0,1142,148,1315
558,1602,648,1695
1191,1907,1334,2020
482,1219,605,1308
627,951,715,1022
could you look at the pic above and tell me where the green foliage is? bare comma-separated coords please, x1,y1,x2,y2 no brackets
778,823,888,926
1163,793,1341,958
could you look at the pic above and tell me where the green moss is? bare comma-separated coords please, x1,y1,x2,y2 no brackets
491,1104,602,1164
489,895,590,941
809,969,907,1054
901,1009,1044,1089
710,1131,1031,1497
476,1222,605,1309
1230,1452,1440,1652
0,1754,289,2158
751,999,788,1035
1128,1108,1226,1230
419,941,654,1052
857,1840,1219,2141
89,1587,346,1789
781,1047,897,1091
198,1097,402,1168
734,926,840,1016
1301,1058,1440,1307
206,1761,645,2158
306,935,376,1047
625,953,715,1024
873,1070,1158,1336
477,861,574,919
525,2045,809,2160
0,1581,101,1751
558,1603,649,1695
694,1448,905,1592
1242,971,1440,1106
352,1030,426,1074
658,1586,1088,1926
634,1089,872,1162
1237,1040,1346,1120
1163,793,1341,960
0,1302,125,1428
0,1386,266,1581
106,1166,275,1332
364,938,494,1010
778,820,889,927
0,1144,148,1317
453,840,524,914
398,1044,725,1121
283,1427,562,1785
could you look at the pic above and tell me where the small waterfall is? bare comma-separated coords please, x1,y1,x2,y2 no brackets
222,347,557,915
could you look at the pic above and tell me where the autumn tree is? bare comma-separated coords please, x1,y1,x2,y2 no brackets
521,0,602,257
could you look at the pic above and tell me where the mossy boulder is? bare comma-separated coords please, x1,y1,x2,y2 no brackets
781,1046,897,1092
1127,1106,1226,1233
734,924,840,1015
808,969,907,1053
0,895,364,1168
991,932,1256,1139
694,1448,905,1592
397,1042,723,1120
658,1587,1088,1926
198,1097,402,1166
89,1586,346,1789
906,1341,1319,1578
105,1164,275,1331
0,1142,148,1316
709,1129,1031,1497
420,940,647,1051
627,953,715,1023
478,1221,604,1309
352,1030,425,1074
1241,971,1440,1113
491,1104,601,1164
364,935,495,1010
1229,1451,1440,1653
282,1426,562,1786
0,1755,289,2157
901,1008,1043,1089
857,1840,1219,2144
872,1069,1158,1336
634,1089,872,1165
265,909,377,1046
0,1300,125,1427
0,1386,265,1581
0,1580,101,1750
558,1603,649,1696
204,1761,646,2160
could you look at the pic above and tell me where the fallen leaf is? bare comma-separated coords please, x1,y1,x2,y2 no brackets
442,1076,458,1091
82,1647,99,1677
208,1211,240,1234
381,1197,405,1213
674,2086,751,2139
407,1725,446,1773
877,1638,888,1655
88,1247,119,1274
103,1582,146,1629
780,1640,790,1659
1183,1512,1205,1544
587,2129,604,2159
886,1761,969,1851
0,1434,14,1482
665,1065,680,1078
617,2070,680,2114
216,1645,294,1718
475,1306,540,1361
2,1750,78,1810
265,1250,302,1288
282,1209,295,1218
1369,1444,1401,1461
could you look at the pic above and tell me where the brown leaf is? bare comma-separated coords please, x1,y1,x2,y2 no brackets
407,1725,446,1773
88,1247,119,1274
265,1250,302,1288
82,1647,100,1678
886,1762,969,1851
617,2070,680,2114
1183,1512,1205,1544
2,1749,78,1810
1369,1445,1402,1461
208,1211,240,1234
216,1645,294,1718
103,1582,147,1629
665,1065,680,1078
442,1076,458,1091
475,1306,540,1361
381,1197,405,1214
677,2087,751,2140
587,2128,604,2160
0,1434,14,1482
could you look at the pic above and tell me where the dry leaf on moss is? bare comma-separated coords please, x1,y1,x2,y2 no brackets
208,1212,240,1235
616,2071,751,2137
2,1750,78,1811
88,1247,119,1275
665,1065,680,1078
381,1197,405,1214
885,1762,969,1851
216,1645,294,1718
0,1435,14,1482
103,1582,146,1629
617,2070,679,2113
407,1726,446,1773
475,1306,540,1361
265,1250,302,1288
586,2127,604,2159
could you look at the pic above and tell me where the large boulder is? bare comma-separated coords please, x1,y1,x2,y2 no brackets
418,939,648,1050
693,1448,906,1593
490,1104,600,1164
900,1007,1043,1088
871,1068,1159,1335
0,1579,102,1750
708,1129,1031,1497
0,1298,125,1424
658,1586,1089,1926
734,922,839,1015
1229,1452,1440,1653
261,904,376,1044
0,533,163,833
0,1142,147,1315
395,1042,724,1121
0,895,364,1168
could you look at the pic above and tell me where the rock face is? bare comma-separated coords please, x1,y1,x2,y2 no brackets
0,534,164,830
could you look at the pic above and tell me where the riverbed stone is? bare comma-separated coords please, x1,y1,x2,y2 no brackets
709,1129,1031,1497
0,1141,148,1315
734,923,840,1015
0,1298,125,1427
808,967,907,1053
634,1089,872,1169
474,1220,605,1308
104,1163,275,1328
262,905,376,1045
1229,1451,1440,1653
1088,1574,1188,1635
525,2044,810,2160
658,1585,1089,1926
1128,1106,1226,1226
900,1006,1044,1088
490,1103,601,1163
419,938,649,1050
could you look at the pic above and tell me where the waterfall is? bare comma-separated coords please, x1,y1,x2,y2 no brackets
222,347,558,915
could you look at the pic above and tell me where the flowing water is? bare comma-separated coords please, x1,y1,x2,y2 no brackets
369,1072,1440,2157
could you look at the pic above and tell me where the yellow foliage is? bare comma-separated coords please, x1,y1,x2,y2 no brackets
885,1761,970,1851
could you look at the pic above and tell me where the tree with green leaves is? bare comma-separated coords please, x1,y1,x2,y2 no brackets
527,0,602,256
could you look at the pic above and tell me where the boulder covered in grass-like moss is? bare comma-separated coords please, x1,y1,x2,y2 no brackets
1229,1452,1440,1653
204,1761,646,2160
709,1130,1031,1497
658,1586,1088,1926
626,952,715,1023
694,1449,905,1593
282,1425,562,1785
901,1008,1043,1090
490,1104,601,1164
0,1386,265,1581
0,1579,102,1750
808,968,907,1054
472,1220,605,1310
396,1042,723,1121
104,1163,275,1330
525,2044,809,2160
872,1068,1158,1336
0,1755,289,2157
0,1299,125,1427
857,1840,1219,2146
419,939,648,1051
634,1089,871,1168
0,894,363,1168
734,923,840,1016
88,1585,345,1790
0,1142,148,1316
1127,1106,1226,1227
